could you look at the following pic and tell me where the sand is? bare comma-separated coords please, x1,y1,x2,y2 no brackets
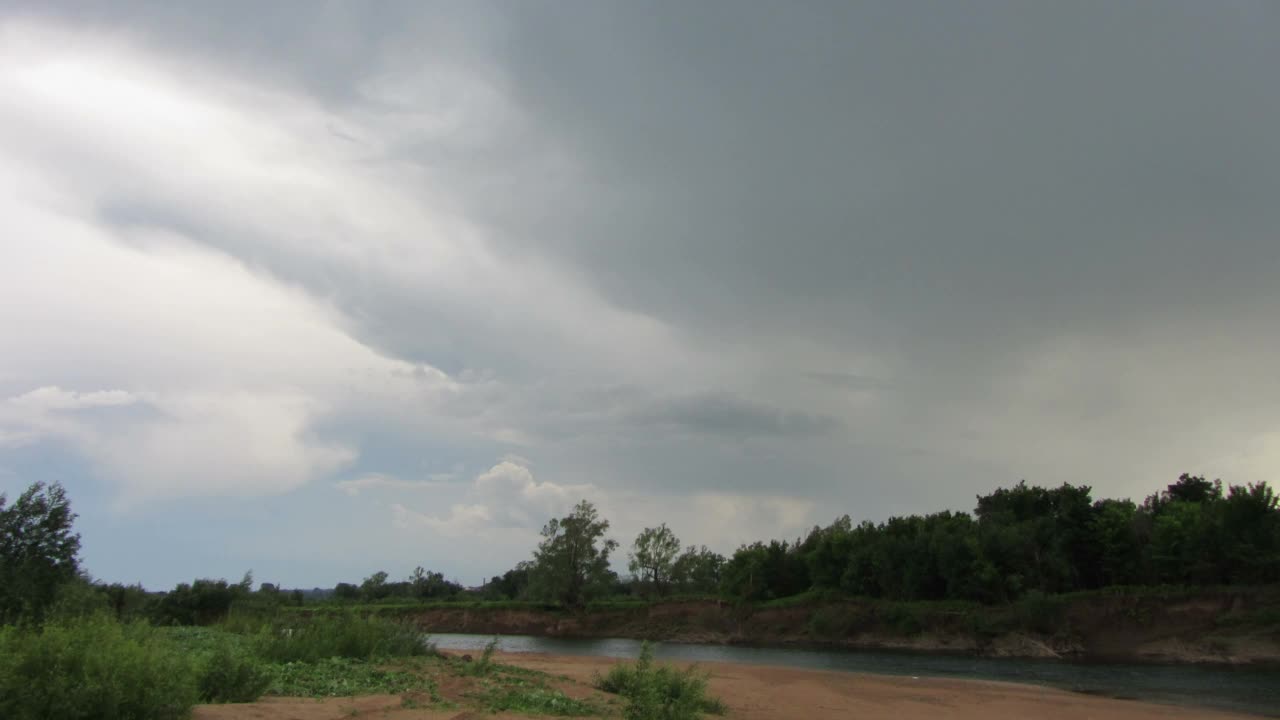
193,651,1263,719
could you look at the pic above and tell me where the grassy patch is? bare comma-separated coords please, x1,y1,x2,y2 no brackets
265,657,437,698
471,674,602,716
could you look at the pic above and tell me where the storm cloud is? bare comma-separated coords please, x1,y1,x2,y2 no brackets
2,1,1278,588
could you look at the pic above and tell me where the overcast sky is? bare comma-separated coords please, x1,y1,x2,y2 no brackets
2,1,1278,590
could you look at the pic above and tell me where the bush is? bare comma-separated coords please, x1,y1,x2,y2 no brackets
195,634,272,703
0,615,199,720
255,612,430,663
596,642,725,720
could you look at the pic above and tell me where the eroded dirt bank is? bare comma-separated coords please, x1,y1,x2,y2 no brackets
401,588,1280,663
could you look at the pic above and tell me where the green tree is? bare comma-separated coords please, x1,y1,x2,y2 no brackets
361,571,391,600
529,500,619,606
629,524,682,596
0,481,82,622
1220,482,1280,583
333,582,361,601
671,545,725,594
1091,499,1141,586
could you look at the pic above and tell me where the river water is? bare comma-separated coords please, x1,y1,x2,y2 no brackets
429,633,1280,717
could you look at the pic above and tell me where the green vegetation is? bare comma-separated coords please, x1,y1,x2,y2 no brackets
302,472,1276,614
265,657,435,698
3,471,1279,718
722,474,1280,604
0,615,198,720
472,675,601,716
0,481,612,718
596,643,725,720
0,481,81,624
529,500,621,607
254,612,431,663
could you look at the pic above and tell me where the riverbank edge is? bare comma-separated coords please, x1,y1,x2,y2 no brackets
483,650,1270,720
392,588,1280,665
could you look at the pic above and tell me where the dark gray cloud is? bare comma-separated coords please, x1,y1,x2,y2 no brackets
484,1,1280,341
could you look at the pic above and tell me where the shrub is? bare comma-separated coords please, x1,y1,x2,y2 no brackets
460,636,501,676
596,642,725,719
0,615,198,720
255,612,430,663
195,634,272,703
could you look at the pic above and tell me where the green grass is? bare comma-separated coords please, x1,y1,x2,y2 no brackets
595,642,725,720
471,674,602,716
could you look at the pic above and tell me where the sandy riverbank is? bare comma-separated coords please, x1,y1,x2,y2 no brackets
193,650,1265,719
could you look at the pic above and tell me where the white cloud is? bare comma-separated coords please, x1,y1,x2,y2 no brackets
9,387,138,411
392,502,492,539
383,459,817,564
335,473,454,497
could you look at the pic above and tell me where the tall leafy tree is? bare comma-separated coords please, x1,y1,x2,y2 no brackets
672,545,725,594
629,524,682,596
530,500,618,606
0,481,81,622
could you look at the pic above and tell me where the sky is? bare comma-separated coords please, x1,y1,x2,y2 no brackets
1,1,1278,590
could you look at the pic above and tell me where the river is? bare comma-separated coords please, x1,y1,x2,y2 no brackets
429,633,1280,717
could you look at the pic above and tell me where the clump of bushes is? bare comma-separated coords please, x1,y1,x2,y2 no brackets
0,615,199,720
595,642,726,720
194,633,273,703
253,611,431,663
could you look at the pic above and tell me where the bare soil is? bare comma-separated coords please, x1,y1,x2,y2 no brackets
192,650,1264,719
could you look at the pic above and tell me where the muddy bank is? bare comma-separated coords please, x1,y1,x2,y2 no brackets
193,652,1266,719
400,588,1280,664
499,651,1266,719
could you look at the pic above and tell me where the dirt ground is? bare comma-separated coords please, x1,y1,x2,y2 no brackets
193,651,1263,720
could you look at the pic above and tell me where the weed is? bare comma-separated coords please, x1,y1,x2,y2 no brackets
194,633,273,703
254,612,430,663
472,674,600,716
595,642,725,719
460,636,500,676
265,657,436,697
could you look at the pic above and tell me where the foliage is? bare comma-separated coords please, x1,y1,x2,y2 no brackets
483,563,534,600
596,642,725,719
0,481,82,623
723,473,1280,605
265,657,435,697
721,539,810,602
529,500,620,607
471,674,600,716
253,612,431,663
630,524,683,597
194,632,273,702
671,545,725,595
0,615,199,720
153,576,253,626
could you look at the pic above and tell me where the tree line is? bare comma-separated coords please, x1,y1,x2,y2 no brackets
3,472,1278,625
478,474,1279,606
